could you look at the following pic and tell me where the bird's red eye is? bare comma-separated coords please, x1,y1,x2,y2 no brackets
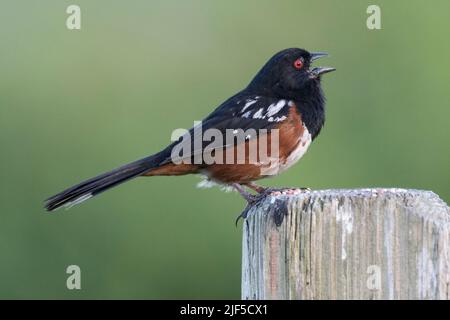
294,58,303,70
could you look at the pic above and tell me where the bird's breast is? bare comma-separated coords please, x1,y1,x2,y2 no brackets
260,105,312,176
275,124,311,174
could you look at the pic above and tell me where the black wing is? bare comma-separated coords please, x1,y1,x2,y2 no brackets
160,94,292,165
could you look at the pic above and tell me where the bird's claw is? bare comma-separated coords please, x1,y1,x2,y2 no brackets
235,187,311,226
235,205,250,226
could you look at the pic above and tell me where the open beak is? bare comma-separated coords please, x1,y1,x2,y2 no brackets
309,52,336,78
310,52,329,62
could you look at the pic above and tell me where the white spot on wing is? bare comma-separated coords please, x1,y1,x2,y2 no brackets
274,115,287,122
241,111,252,118
267,115,287,123
241,99,258,112
253,108,264,119
240,98,288,121
266,99,286,117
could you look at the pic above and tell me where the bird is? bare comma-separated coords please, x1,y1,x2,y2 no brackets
44,48,335,219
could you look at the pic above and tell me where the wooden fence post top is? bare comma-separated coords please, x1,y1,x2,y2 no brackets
241,188,450,300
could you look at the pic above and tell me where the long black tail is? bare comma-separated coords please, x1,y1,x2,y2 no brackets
45,153,163,212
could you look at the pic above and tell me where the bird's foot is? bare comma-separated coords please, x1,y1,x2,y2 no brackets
234,184,311,225
232,183,259,203
235,202,255,226
233,183,262,226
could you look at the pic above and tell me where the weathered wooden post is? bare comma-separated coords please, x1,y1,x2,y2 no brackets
241,188,450,299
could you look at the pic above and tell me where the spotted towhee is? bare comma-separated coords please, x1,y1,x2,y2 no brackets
45,48,335,217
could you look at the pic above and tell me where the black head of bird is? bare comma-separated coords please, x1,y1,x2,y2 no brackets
247,48,335,100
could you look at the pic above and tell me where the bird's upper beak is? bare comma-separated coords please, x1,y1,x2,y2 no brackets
309,52,336,78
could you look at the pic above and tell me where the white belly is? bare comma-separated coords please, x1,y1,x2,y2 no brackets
261,125,312,176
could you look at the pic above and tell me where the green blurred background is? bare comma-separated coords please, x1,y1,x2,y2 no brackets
0,0,449,299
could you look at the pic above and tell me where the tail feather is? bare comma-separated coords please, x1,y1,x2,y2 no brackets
45,154,161,212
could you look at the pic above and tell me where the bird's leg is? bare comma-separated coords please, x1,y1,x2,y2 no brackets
232,183,257,203
234,183,311,226
233,183,262,226
243,182,266,193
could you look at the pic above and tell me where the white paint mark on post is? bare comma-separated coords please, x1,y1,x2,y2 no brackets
336,206,354,260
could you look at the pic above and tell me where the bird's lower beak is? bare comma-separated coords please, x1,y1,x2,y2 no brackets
310,66,336,77
309,52,335,78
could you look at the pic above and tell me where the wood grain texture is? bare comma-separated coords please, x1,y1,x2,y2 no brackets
241,188,450,300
